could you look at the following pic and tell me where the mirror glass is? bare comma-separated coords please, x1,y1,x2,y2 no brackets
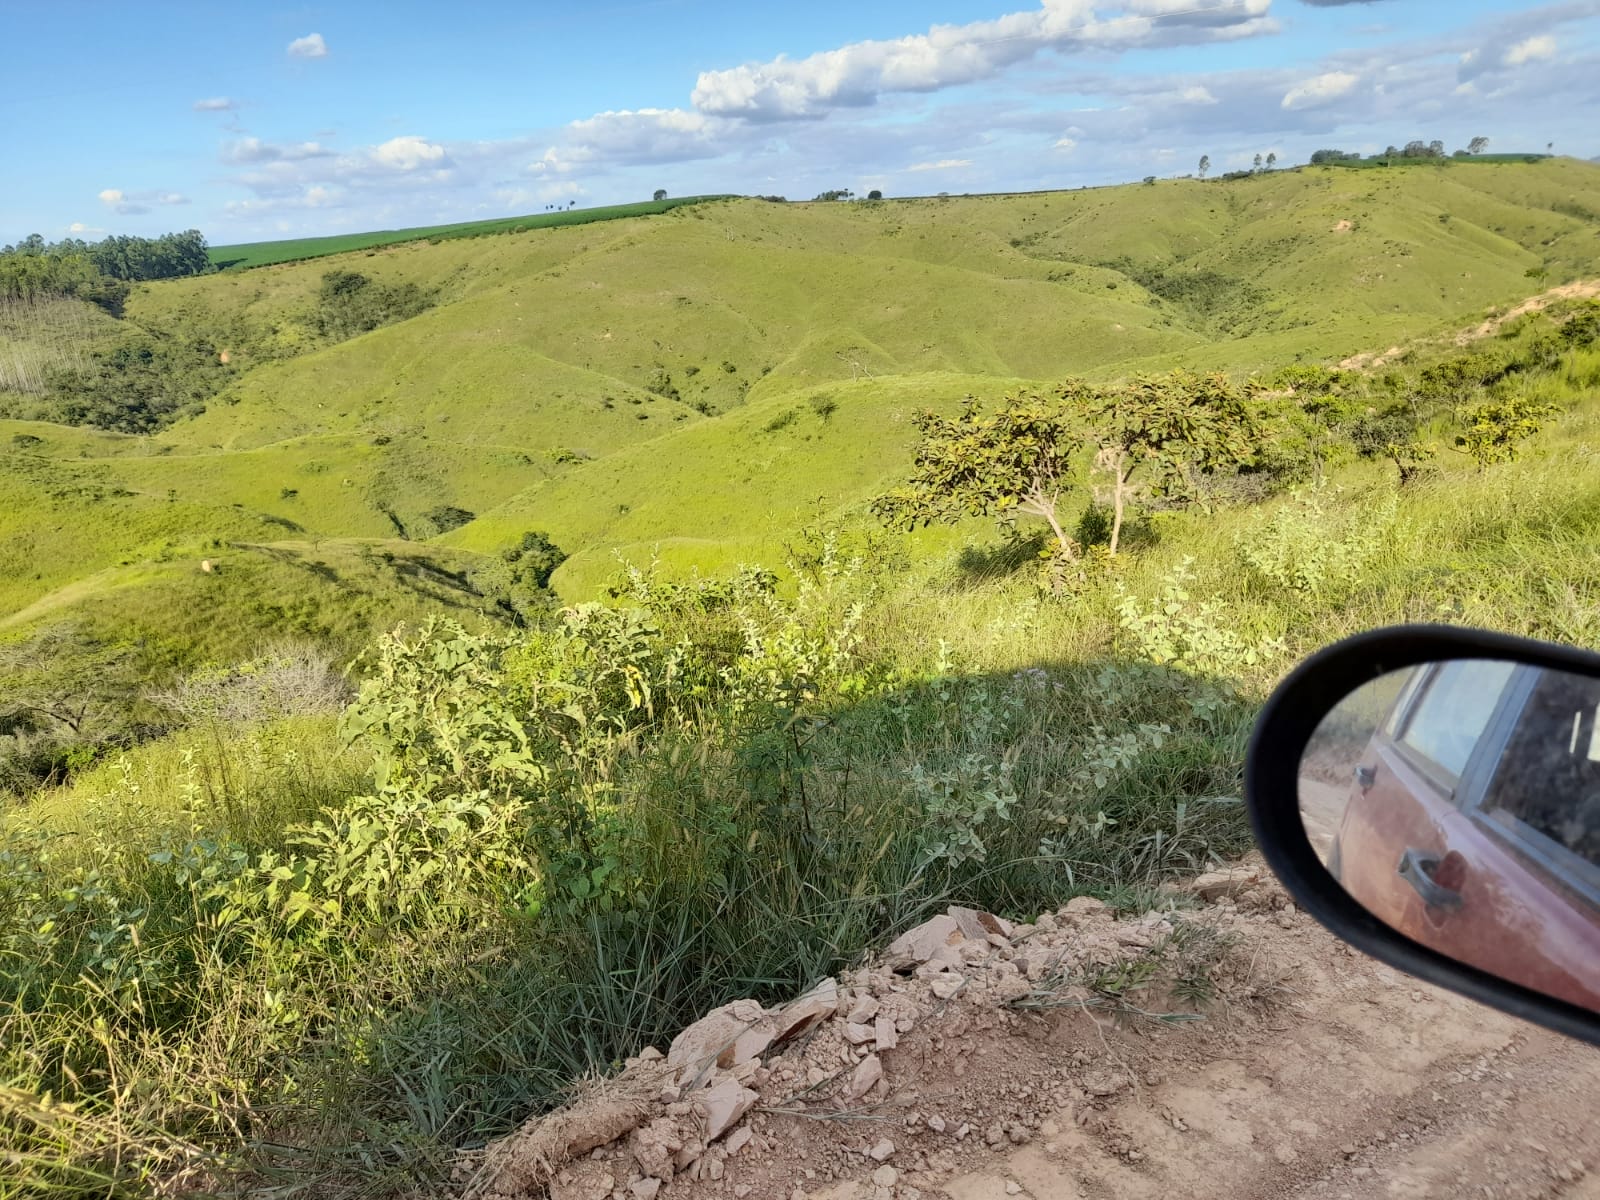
1300,659,1600,1013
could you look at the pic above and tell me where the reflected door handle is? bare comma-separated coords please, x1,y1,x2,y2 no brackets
1398,848,1464,911
1355,764,1377,791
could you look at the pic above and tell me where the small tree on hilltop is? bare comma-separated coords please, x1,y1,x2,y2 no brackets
867,189,883,200
1198,154,1210,179
871,394,1081,561
1468,136,1490,155
1253,153,1263,172
653,189,668,202
1265,151,1277,171
1086,371,1260,556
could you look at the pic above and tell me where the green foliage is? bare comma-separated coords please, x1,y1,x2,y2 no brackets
1455,395,1559,468
310,270,435,342
1235,488,1397,600
44,330,236,432
1115,558,1282,677
1087,370,1261,555
872,392,1080,557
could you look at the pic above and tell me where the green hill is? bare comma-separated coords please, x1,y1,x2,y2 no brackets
4,159,1600,668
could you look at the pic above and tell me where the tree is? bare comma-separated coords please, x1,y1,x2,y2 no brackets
1253,153,1263,172
1455,397,1557,469
867,189,883,200
814,189,854,202
1198,154,1210,179
653,189,668,201
871,393,1081,560
1085,371,1260,556
1265,152,1277,171
503,530,568,591
1468,136,1490,155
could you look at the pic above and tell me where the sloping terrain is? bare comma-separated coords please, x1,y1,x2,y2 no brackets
4,160,1600,662
470,862,1600,1200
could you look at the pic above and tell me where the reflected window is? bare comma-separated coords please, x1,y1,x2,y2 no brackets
1396,660,1517,780
1482,670,1600,872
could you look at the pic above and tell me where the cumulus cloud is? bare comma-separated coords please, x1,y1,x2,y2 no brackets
1054,136,1078,151
223,137,332,165
193,97,237,112
691,0,1275,121
1281,70,1359,109
97,188,148,215
67,222,106,236
97,187,189,215
1506,34,1557,65
561,108,729,166
907,158,973,171
287,33,328,59
372,135,448,170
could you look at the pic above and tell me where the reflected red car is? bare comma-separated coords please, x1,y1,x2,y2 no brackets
1332,660,1600,1012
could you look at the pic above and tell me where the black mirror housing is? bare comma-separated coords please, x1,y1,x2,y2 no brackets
1245,623,1600,1048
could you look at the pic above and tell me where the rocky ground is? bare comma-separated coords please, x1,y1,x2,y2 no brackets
459,859,1600,1200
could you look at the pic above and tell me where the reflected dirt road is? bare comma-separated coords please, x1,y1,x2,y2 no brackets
1299,776,1351,865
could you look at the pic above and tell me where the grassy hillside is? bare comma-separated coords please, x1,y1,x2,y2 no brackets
5,160,1600,1199
4,159,1599,687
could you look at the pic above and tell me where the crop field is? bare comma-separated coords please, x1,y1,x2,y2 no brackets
206,195,735,269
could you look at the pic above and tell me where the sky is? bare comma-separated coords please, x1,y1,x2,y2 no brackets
3,0,1599,246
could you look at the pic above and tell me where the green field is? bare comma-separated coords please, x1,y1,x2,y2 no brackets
207,195,735,269
4,160,1600,1198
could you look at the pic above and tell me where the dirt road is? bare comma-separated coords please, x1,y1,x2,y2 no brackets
475,863,1600,1200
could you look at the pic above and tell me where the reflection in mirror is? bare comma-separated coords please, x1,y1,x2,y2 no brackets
1300,660,1600,1013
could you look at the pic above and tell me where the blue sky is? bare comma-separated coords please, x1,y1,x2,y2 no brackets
4,0,1598,245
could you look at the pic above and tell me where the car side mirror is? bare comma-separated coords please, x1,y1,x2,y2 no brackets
1245,624,1600,1047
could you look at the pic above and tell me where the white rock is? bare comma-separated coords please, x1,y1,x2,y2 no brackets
872,1166,899,1188
1062,896,1108,918
629,1180,661,1200
885,914,964,966
874,1015,899,1051
869,1139,896,1162
927,1116,947,1133
844,1022,877,1045
702,1077,759,1141
847,995,880,1024
929,975,964,1000
1005,1182,1022,1195
724,1126,752,1155
769,978,840,1044
848,1054,884,1099
668,1000,772,1086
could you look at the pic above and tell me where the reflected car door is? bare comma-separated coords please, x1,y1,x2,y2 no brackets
1342,664,1600,1010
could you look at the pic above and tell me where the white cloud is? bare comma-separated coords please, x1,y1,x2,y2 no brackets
66,222,106,236
97,188,149,215
193,97,237,112
372,135,448,170
287,33,328,59
906,158,973,171
223,137,333,165
1505,34,1556,66
1179,85,1218,104
1281,70,1359,109
96,187,188,215
1054,136,1078,151
691,0,1275,120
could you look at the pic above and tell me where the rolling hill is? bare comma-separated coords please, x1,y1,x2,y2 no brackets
4,158,1600,665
